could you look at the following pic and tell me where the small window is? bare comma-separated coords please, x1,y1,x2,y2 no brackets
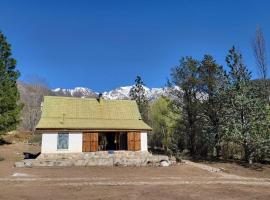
57,133,69,150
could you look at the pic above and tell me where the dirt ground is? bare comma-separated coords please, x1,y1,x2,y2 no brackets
204,160,270,179
0,143,270,200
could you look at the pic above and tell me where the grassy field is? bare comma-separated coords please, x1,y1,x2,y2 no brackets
0,138,270,199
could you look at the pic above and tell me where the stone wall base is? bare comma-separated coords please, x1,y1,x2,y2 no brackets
15,151,169,167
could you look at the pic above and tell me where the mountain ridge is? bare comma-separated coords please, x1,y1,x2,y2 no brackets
52,85,167,100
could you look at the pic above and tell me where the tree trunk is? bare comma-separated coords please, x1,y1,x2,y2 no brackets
243,143,252,163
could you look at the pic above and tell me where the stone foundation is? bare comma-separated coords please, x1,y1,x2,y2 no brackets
15,151,169,167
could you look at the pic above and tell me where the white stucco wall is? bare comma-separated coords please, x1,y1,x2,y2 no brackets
41,132,148,153
140,132,148,151
41,132,82,153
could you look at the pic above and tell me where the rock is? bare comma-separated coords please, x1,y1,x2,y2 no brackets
14,161,25,168
24,160,33,167
12,173,30,177
160,160,170,167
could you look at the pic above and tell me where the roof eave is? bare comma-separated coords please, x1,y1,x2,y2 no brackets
35,127,152,133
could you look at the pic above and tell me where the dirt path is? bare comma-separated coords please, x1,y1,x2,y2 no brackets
1,170,270,186
1,178,269,186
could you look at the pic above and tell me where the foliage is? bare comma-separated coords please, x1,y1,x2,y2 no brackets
251,79,270,104
0,31,22,135
129,76,150,123
149,96,180,153
222,46,270,163
169,57,204,155
165,47,270,163
198,55,228,157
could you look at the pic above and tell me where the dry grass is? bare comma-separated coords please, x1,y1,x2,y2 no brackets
1,131,32,144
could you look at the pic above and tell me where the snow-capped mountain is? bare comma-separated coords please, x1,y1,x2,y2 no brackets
53,87,98,98
102,86,133,100
52,85,167,100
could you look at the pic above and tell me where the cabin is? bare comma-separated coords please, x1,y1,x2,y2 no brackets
36,96,152,154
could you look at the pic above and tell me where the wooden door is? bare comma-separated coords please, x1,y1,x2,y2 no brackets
83,132,98,152
128,132,141,151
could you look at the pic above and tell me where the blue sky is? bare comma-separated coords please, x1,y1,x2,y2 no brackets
0,0,269,91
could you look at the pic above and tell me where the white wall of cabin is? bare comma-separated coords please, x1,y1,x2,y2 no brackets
140,132,148,151
41,131,148,153
41,132,82,153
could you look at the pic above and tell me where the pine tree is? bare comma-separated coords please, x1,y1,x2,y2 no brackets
198,55,228,157
170,57,202,155
223,46,269,163
129,76,149,123
0,31,22,135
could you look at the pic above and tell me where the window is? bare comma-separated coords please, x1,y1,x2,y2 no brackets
57,133,69,150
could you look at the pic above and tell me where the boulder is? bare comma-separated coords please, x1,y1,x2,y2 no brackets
160,160,170,167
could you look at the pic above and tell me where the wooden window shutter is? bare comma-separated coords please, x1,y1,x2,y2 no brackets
83,132,98,152
128,132,135,151
83,133,91,152
90,132,98,152
128,132,141,151
134,132,141,151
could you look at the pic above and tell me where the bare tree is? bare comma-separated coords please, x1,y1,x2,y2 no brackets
18,76,53,132
252,26,268,80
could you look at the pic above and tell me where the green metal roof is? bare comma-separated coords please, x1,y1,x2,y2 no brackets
36,96,152,131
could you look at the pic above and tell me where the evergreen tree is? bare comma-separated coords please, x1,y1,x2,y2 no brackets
223,46,270,163
170,57,202,155
129,76,149,122
198,55,228,157
0,31,22,135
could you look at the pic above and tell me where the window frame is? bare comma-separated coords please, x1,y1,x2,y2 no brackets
57,132,69,150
